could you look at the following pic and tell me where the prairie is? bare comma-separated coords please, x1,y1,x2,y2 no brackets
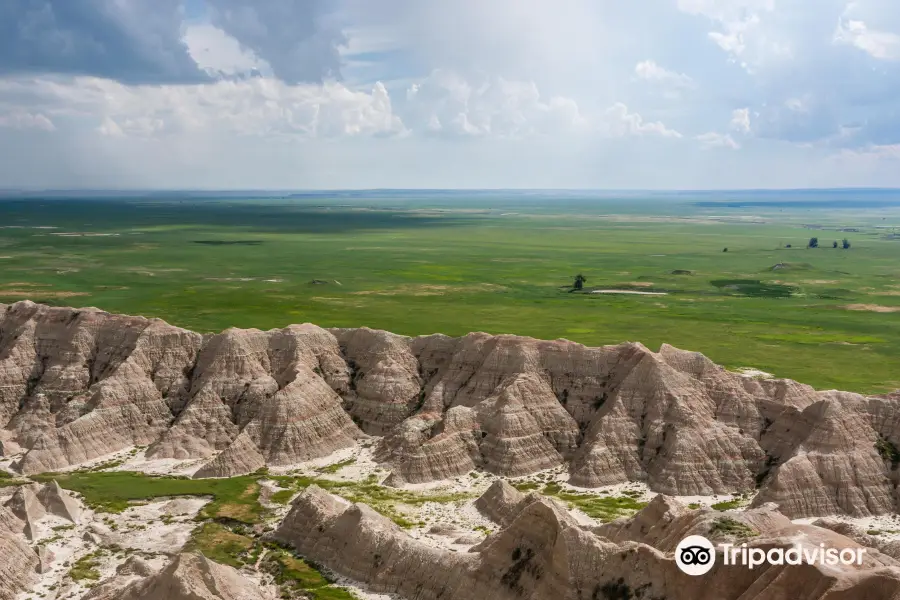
2,190,899,392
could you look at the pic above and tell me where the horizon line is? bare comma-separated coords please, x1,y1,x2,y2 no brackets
2,186,900,194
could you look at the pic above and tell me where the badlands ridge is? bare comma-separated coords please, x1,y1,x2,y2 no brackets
3,301,900,599
2,300,899,517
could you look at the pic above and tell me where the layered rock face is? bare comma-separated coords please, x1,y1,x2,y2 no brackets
4,302,900,518
192,430,265,479
474,479,541,527
83,553,275,600
275,485,900,600
0,302,363,475
0,528,37,600
0,502,39,600
3,480,82,540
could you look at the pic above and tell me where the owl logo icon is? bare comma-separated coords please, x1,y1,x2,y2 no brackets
675,535,716,576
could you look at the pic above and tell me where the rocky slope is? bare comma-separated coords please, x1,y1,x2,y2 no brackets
3,480,81,540
83,553,275,600
0,507,38,600
274,485,900,600
0,480,78,599
3,301,900,518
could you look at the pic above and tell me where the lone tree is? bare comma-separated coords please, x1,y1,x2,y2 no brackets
808,237,819,248
833,241,838,248
573,274,587,290
842,238,851,249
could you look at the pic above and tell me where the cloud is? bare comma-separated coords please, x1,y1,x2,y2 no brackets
842,144,900,160
696,131,740,149
0,0,208,84
675,0,786,70
730,108,751,133
3,1,900,188
0,75,405,139
0,111,54,131
834,19,900,60
602,103,682,138
183,24,271,79
205,0,346,84
403,70,587,137
634,60,694,89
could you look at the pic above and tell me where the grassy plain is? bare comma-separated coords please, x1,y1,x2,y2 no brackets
2,190,900,392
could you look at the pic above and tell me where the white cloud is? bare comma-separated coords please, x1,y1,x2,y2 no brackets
183,24,271,78
602,103,682,138
3,1,900,188
0,111,55,131
837,143,900,161
730,108,751,133
634,60,694,89
676,0,791,70
403,70,587,137
697,131,741,149
204,0,346,83
0,76,405,139
834,19,900,60
784,97,808,112
97,117,124,138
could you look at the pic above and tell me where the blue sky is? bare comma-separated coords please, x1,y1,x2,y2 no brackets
1,0,899,189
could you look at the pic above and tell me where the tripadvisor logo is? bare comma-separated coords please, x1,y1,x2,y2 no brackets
676,535,716,576
675,535,866,576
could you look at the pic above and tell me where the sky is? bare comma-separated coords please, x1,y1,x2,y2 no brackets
1,0,899,190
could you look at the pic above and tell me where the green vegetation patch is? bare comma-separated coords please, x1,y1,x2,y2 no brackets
192,240,264,246
185,522,256,568
33,471,265,523
272,474,471,528
876,436,900,470
270,489,297,505
710,279,795,298
711,496,749,511
315,458,357,474
38,468,472,529
69,551,103,582
710,517,758,539
262,544,359,600
0,470,24,488
187,523,358,598
538,482,647,522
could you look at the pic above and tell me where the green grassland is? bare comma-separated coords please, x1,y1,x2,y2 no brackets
2,192,900,392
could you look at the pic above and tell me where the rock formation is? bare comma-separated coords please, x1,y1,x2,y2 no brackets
193,430,265,478
116,555,158,577
0,531,38,600
273,485,900,600
3,480,83,539
4,484,45,540
5,301,900,518
84,552,274,600
37,479,82,522
813,518,900,562
0,505,38,600
474,479,538,527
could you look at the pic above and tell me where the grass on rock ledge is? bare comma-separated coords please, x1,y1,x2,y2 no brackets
31,471,266,523
512,481,648,522
270,473,472,528
185,523,358,599
34,469,473,528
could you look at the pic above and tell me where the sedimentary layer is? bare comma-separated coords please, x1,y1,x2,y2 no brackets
272,485,900,600
83,552,274,600
4,301,900,518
